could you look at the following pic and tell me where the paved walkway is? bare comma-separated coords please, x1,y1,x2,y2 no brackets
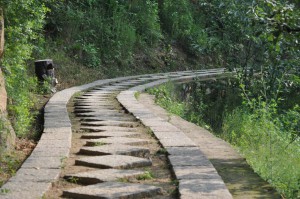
0,69,275,198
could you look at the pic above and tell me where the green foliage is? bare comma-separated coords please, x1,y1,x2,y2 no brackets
137,170,154,180
1,0,48,136
160,0,193,39
223,105,300,198
148,82,185,117
127,0,162,46
46,0,162,67
151,79,300,197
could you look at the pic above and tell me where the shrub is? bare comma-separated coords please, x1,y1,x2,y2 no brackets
1,0,48,136
223,106,300,198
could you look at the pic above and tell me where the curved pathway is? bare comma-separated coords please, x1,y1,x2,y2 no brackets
0,69,275,198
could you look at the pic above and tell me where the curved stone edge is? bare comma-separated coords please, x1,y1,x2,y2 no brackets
117,70,233,199
0,69,229,199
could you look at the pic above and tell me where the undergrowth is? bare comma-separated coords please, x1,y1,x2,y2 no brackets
149,81,300,198
223,104,300,198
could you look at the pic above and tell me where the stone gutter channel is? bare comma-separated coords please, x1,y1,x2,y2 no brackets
1,69,232,199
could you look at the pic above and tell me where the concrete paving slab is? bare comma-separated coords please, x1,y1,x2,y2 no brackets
150,125,181,132
64,169,145,184
172,166,221,180
30,146,69,157
36,139,71,148
63,182,161,199
43,126,72,134
7,168,60,182
166,147,204,156
85,137,150,146
75,155,152,169
0,181,51,199
179,179,232,199
79,144,150,157
141,119,168,127
40,131,71,140
43,120,72,128
21,156,64,169
168,155,212,167
159,137,197,147
152,131,189,140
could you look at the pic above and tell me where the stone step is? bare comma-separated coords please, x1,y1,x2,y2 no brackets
79,144,150,157
79,117,136,122
85,137,149,146
64,169,145,184
80,121,138,127
80,131,140,139
81,126,138,132
63,182,161,199
74,97,111,101
75,155,152,169
74,110,124,114
75,106,117,110
75,99,114,103
76,113,127,117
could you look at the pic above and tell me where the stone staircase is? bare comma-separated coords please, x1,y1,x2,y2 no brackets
1,69,234,199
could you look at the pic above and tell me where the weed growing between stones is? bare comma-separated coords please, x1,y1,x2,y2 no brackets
137,170,154,181
91,141,106,147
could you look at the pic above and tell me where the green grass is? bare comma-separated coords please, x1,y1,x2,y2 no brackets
223,108,300,198
136,170,154,180
91,141,106,146
149,81,300,198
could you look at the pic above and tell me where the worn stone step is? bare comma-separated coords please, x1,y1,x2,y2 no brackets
97,85,128,90
64,169,145,184
79,117,136,122
81,126,138,132
85,137,149,146
75,106,117,110
80,121,138,127
74,97,111,101
75,155,152,169
75,109,124,114
79,144,150,157
80,131,140,139
76,113,127,117
75,99,113,103
85,90,116,94
75,107,117,111
63,182,161,199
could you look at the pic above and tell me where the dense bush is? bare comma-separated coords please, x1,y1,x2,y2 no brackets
0,0,48,136
223,104,300,198
46,0,162,67
149,79,300,197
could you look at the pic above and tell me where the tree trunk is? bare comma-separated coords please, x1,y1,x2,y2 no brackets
0,8,6,113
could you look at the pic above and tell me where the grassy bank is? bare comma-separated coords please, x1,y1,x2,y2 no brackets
148,81,300,198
